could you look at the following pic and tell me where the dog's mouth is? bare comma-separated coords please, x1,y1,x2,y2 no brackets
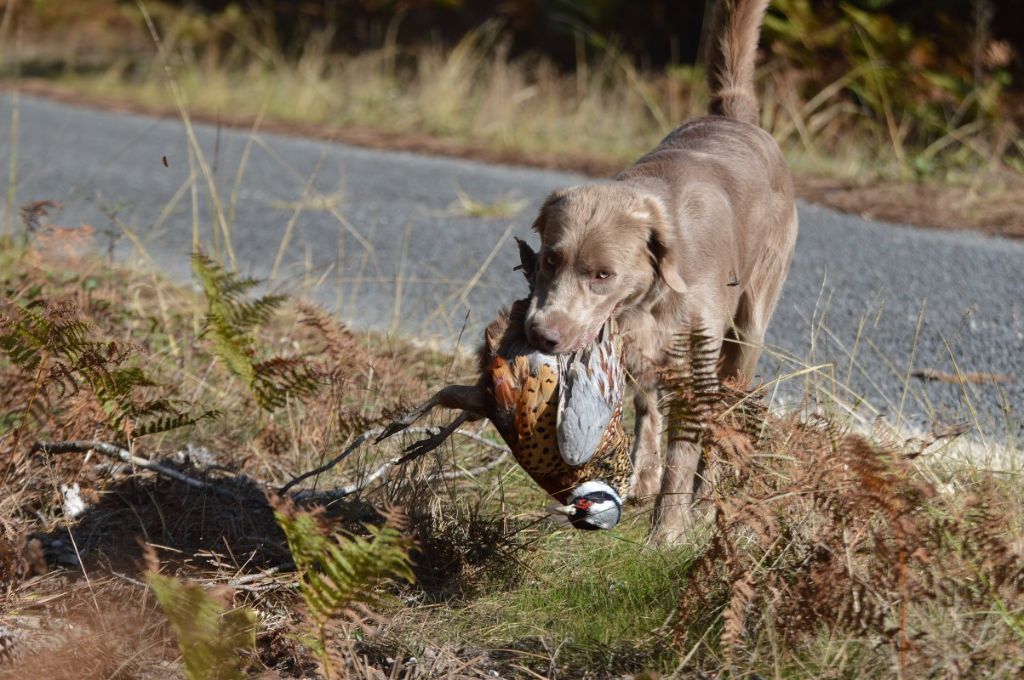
569,317,613,352
525,305,615,355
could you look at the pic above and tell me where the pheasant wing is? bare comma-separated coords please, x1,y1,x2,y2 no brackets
556,332,620,467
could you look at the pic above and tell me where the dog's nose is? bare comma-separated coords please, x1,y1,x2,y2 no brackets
528,324,561,353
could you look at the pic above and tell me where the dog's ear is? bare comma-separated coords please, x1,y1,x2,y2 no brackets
636,198,686,294
531,190,566,239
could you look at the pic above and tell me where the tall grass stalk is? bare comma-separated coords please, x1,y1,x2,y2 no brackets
1,3,20,238
4,87,17,238
136,0,236,269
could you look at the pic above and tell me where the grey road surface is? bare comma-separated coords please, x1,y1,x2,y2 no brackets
2,95,1021,435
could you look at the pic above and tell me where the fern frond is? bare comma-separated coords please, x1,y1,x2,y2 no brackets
146,549,257,680
252,358,321,411
192,252,323,412
1,300,215,441
226,295,288,331
133,410,222,438
192,252,260,304
0,302,91,371
273,497,414,627
297,303,357,364
661,320,721,444
193,253,285,334
202,314,258,386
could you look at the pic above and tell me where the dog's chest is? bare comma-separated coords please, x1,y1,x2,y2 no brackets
616,309,674,385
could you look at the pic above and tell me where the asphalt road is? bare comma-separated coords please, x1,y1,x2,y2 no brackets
2,94,1022,435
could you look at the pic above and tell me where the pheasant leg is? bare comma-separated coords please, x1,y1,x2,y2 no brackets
375,384,485,444
394,411,474,464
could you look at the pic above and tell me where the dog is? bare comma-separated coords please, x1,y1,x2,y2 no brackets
522,0,798,544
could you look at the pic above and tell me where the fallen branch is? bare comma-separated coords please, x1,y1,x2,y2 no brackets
32,425,511,507
32,440,242,500
278,425,508,496
285,426,510,501
277,428,383,495
290,456,398,502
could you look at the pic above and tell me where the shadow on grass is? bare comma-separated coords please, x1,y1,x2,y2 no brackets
35,466,370,579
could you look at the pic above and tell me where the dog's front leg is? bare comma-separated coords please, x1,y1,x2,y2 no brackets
650,436,703,545
650,317,723,545
629,386,663,503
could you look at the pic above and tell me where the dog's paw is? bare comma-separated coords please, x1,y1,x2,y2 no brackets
649,499,693,545
629,465,663,503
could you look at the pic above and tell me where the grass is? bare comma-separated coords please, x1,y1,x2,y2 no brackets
448,187,527,220
451,533,695,657
2,228,702,674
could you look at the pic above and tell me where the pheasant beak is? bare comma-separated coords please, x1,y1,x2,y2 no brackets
552,498,594,517
551,504,578,517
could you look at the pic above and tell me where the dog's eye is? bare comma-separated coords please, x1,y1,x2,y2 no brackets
544,253,559,268
594,270,613,280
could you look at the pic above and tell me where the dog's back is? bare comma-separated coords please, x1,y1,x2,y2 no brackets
618,0,794,305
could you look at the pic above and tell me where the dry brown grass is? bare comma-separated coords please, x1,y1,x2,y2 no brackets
671,384,1024,677
0,237,538,676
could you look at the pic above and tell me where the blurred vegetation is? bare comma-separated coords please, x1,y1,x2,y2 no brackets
8,1,1019,76
13,1,1018,70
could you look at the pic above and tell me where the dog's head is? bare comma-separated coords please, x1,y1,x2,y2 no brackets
523,184,685,353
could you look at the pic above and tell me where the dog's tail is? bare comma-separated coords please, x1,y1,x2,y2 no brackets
704,0,770,125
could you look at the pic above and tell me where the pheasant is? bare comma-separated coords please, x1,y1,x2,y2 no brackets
376,240,632,530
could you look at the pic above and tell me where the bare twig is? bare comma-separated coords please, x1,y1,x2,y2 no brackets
226,565,290,586
279,424,508,495
289,450,510,503
32,440,242,500
33,425,511,508
285,425,511,501
290,456,398,502
277,428,384,495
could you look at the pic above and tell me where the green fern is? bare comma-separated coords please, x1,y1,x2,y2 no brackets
0,300,91,373
0,300,216,440
273,497,414,675
273,498,414,625
146,561,257,680
193,253,321,411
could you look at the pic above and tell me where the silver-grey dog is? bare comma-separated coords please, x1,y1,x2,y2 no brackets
522,0,798,543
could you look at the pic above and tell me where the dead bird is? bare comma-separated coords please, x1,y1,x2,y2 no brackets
377,240,632,530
